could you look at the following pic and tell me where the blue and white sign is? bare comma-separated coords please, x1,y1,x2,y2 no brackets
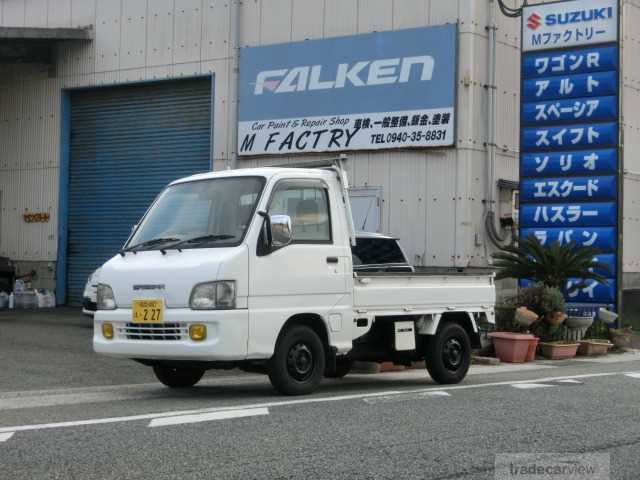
520,227,617,251
522,123,617,151
238,25,457,155
520,0,620,305
522,96,617,125
522,0,618,52
520,278,616,304
521,149,617,177
523,71,617,102
522,45,618,78
521,175,617,202
520,202,617,228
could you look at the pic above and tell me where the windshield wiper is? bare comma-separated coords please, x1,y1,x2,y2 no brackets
119,237,180,256
161,234,236,253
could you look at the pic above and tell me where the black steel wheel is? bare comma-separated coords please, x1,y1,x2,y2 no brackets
153,365,205,388
424,322,471,384
268,325,325,395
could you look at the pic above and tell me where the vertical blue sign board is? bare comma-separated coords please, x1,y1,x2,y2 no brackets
520,0,620,307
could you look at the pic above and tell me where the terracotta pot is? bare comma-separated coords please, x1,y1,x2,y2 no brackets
526,337,540,362
489,332,536,363
540,342,579,360
545,311,567,327
611,332,632,348
578,340,612,356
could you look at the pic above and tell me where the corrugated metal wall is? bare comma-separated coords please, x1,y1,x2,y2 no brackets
0,0,520,275
65,78,212,304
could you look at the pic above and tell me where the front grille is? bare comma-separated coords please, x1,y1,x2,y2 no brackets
119,322,188,341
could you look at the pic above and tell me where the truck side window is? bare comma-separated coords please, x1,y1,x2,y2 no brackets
269,183,331,243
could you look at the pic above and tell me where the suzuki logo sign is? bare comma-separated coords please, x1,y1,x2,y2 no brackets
527,13,542,30
522,0,618,52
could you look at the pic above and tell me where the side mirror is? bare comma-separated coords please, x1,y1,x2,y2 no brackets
270,214,292,248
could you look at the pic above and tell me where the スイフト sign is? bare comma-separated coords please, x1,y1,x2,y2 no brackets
519,0,620,307
238,25,457,155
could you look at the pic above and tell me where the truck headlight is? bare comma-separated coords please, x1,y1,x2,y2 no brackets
97,284,117,310
190,281,236,310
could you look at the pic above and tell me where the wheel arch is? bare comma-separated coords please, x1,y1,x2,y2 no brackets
277,313,330,350
439,311,481,349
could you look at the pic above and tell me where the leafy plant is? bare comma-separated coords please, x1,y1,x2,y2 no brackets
511,284,565,317
492,235,609,293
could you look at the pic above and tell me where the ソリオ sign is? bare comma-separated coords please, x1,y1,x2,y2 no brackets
238,25,457,155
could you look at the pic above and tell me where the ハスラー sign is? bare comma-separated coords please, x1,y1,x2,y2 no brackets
238,25,457,155
522,0,618,52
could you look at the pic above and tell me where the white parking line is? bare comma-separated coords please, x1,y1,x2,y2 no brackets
556,379,582,384
148,408,268,428
511,383,555,390
0,432,14,442
364,390,451,404
0,371,626,438
624,372,640,379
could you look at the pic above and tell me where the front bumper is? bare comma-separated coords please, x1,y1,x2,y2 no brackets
93,308,249,361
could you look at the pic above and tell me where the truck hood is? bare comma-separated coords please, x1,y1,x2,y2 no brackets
98,246,248,308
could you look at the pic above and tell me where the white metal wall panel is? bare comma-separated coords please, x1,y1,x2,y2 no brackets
323,0,357,37
429,0,459,25
202,0,229,59
292,0,324,40
120,0,148,71
357,0,392,33
1,0,26,26
239,0,261,46
260,0,292,43
25,0,48,27
173,0,203,64
392,0,429,29
147,0,175,67
71,0,95,27
95,0,121,72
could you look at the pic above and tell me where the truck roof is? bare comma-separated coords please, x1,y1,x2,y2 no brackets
170,167,335,186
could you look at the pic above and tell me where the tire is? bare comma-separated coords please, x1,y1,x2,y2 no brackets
424,322,471,384
325,357,354,379
268,325,326,395
153,365,205,388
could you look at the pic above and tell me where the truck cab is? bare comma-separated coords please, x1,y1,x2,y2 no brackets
94,162,495,395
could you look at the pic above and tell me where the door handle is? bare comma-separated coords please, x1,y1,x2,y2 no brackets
326,257,339,264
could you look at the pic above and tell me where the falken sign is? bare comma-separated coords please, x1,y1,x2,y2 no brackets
522,0,618,52
238,25,456,155
520,0,620,306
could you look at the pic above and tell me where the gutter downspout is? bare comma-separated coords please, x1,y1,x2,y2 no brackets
227,0,241,170
485,0,508,249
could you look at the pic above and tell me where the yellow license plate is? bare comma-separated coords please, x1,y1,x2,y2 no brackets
132,299,164,323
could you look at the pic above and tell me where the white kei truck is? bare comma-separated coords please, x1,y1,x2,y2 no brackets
94,159,496,395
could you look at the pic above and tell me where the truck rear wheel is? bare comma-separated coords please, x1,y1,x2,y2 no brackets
424,322,471,384
153,365,205,388
268,325,325,395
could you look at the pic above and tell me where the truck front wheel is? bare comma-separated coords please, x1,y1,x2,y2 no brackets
424,323,471,384
153,365,205,388
268,325,325,395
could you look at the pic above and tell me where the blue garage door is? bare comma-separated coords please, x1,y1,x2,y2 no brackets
66,78,212,304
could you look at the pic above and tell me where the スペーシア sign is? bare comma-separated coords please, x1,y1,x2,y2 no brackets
522,0,618,52
238,25,456,155
519,0,620,307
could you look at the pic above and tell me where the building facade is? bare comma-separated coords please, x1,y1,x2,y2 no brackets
0,0,638,310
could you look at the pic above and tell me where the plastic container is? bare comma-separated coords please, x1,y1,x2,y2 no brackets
540,342,579,360
13,279,25,294
578,340,612,356
0,292,8,309
14,292,38,309
489,332,536,363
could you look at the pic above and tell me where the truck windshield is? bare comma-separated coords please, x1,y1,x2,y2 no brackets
127,176,265,250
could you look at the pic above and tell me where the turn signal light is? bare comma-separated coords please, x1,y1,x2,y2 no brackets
189,324,207,341
102,322,114,340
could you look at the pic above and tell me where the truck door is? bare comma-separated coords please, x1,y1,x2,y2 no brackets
248,179,351,356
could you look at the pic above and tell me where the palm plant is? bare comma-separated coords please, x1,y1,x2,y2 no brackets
492,235,609,293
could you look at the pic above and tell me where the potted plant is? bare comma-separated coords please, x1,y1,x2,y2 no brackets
539,341,580,360
610,326,633,349
578,339,612,356
492,235,609,297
